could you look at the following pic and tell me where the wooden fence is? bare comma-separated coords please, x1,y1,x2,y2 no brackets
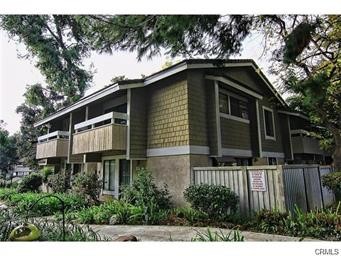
192,164,334,215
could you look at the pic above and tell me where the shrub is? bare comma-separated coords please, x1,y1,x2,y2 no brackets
184,184,239,219
64,200,144,225
72,173,101,203
322,171,341,199
172,207,208,225
0,190,88,217
17,173,42,193
41,167,54,183
255,209,288,233
122,168,172,224
0,209,107,241
47,172,67,193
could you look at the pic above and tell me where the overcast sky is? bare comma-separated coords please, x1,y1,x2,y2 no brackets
0,27,271,135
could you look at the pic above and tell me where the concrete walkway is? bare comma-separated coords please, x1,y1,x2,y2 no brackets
91,225,317,241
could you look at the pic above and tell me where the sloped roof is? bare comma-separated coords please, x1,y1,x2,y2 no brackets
34,59,288,127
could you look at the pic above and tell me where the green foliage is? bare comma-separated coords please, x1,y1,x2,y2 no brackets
40,167,54,183
0,189,88,217
47,172,67,193
72,173,101,203
322,171,341,197
184,184,239,219
172,207,208,225
191,229,244,242
253,204,341,240
122,168,172,224
64,200,144,225
255,209,289,234
0,210,107,241
283,22,315,64
17,173,42,193
0,16,92,104
0,121,18,173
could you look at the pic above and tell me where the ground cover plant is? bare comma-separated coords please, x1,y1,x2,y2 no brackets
252,203,341,241
0,188,88,217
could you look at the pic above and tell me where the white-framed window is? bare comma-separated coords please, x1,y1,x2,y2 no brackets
219,90,250,124
267,157,277,165
262,106,276,140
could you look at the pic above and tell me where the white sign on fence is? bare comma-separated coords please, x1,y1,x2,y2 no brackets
250,170,267,191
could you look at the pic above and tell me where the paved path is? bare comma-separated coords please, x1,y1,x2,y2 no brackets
91,225,317,241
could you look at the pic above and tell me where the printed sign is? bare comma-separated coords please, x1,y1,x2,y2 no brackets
250,170,267,191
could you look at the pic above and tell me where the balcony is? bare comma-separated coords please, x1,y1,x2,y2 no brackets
291,129,324,155
36,131,69,159
72,111,127,154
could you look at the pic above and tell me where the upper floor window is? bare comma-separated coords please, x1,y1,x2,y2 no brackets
263,107,275,140
219,91,249,121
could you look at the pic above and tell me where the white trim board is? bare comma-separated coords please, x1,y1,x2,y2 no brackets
262,105,276,141
256,99,263,157
146,145,210,157
221,148,252,157
206,75,263,99
262,151,285,158
220,113,250,124
277,110,309,121
34,84,120,127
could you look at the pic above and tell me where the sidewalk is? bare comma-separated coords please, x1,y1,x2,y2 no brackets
90,225,317,241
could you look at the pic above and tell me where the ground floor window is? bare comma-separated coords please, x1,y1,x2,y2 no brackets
102,157,131,196
268,157,277,165
103,159,116,191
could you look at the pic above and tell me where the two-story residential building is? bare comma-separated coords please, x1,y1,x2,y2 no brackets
34,59,330,204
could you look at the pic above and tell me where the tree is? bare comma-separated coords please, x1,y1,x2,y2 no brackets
0,121,18,175
15,84,63,169
0,15,93,105
252,15,341,169
0,15,94,168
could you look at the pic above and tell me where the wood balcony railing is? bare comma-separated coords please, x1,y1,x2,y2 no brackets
36,131,69,159
290,129,324,154
72,112,127,154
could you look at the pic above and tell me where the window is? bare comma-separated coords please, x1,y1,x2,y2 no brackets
268,157,277,165
219,93,229,114
263,107,275,139
230,97,249,119
103,159,116,191
219,91,249,121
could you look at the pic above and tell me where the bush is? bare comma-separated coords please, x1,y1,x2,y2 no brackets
64,200,144,225
41,167,54,183
0,189,88,217
17,173,42,193
0,209,107,241
172,207,208,225
322,171,341,199
252,204,341,240
184,184,239,219
72,173,101,203
47,172,67,193
255,209,288,233
122,168,172,224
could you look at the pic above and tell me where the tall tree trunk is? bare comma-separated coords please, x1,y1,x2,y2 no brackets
333,130,341,171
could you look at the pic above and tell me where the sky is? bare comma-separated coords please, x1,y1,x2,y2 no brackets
0,27,272,135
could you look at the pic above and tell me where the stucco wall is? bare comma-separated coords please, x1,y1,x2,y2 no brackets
146,154,209,205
